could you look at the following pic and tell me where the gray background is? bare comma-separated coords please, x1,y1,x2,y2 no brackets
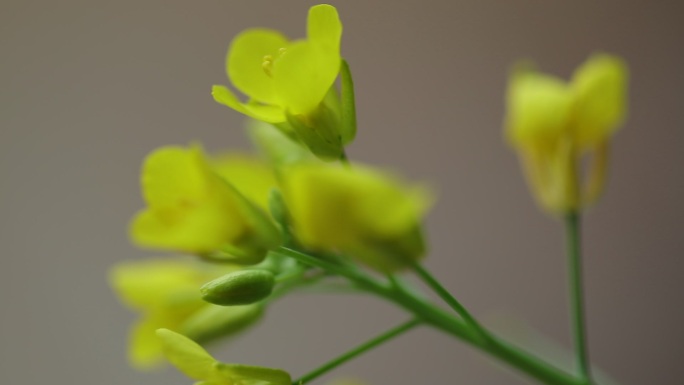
1,0,683,384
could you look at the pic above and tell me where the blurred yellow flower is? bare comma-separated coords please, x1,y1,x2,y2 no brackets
281,163,432,272
505,54,628,214
109,259,263,369
129,144,281,264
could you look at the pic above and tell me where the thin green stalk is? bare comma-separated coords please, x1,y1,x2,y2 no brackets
293,319,421,384
339,151,351,167
274,247,584,385
409,260,490,343
565,212,592,383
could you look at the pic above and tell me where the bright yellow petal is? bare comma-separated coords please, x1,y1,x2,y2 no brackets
571,54,628,148
227,28,289,105
307,4,342,53
212,85,286,123
273,41,340,115
156,328,218,381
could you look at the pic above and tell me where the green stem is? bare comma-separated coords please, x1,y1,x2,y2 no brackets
293,319,421,384
565,212,592,383
339,151,351,167
409,260,490,342
274,247,584,385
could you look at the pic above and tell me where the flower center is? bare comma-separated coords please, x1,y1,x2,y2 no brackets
262,48,287,78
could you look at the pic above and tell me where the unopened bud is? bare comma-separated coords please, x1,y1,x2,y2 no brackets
181,303,263,344
201,270,275,306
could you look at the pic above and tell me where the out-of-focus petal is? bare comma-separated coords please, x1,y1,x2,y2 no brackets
571,54,628,148
505,69,573,149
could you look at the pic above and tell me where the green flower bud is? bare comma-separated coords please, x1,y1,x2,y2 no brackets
180,303,263,344
200,270,276,306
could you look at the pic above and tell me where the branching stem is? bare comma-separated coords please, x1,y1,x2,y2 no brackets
293,319,420,384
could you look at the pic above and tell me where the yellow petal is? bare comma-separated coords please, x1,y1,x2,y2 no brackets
140,146,209,209
131,145,253,254
227,28,289,105
156,328,218,381
351,166,432,238
283,163,431,258
109,259,205,310
129,203,243,254
273,40,340,115
212,85,286,123
571,54,628,148
505,68,573,148
283,164,359,247
307,4,342,53
129,315,169,369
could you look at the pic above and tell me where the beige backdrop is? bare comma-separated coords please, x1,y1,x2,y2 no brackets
2,0,683,384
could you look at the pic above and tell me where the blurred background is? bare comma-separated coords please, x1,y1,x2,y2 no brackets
2,0,683,384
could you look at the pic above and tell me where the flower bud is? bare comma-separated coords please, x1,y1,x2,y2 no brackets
200,270,276,306
180,303,263,344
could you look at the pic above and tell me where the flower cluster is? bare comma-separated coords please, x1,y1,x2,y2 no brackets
112,4,431,382
110,3,629,385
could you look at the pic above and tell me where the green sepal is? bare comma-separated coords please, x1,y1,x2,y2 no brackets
248,120,314,167
218,363,292,385
201,270,275,306
340,59,357,144
286,106,343,161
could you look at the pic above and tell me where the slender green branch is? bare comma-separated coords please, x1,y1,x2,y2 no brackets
409,260,490,343
293,319,421,384
339,151,351,167
565,212,592,383
274,246,585,385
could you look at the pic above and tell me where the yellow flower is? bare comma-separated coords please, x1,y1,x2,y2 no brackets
281,163,432,272
129,144,281,264
212,5,354,160
505,54,628,214
109,258,263,369
157,328,291,385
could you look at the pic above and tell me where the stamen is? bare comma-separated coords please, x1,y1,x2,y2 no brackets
262,55,274,77
262,49,287,78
